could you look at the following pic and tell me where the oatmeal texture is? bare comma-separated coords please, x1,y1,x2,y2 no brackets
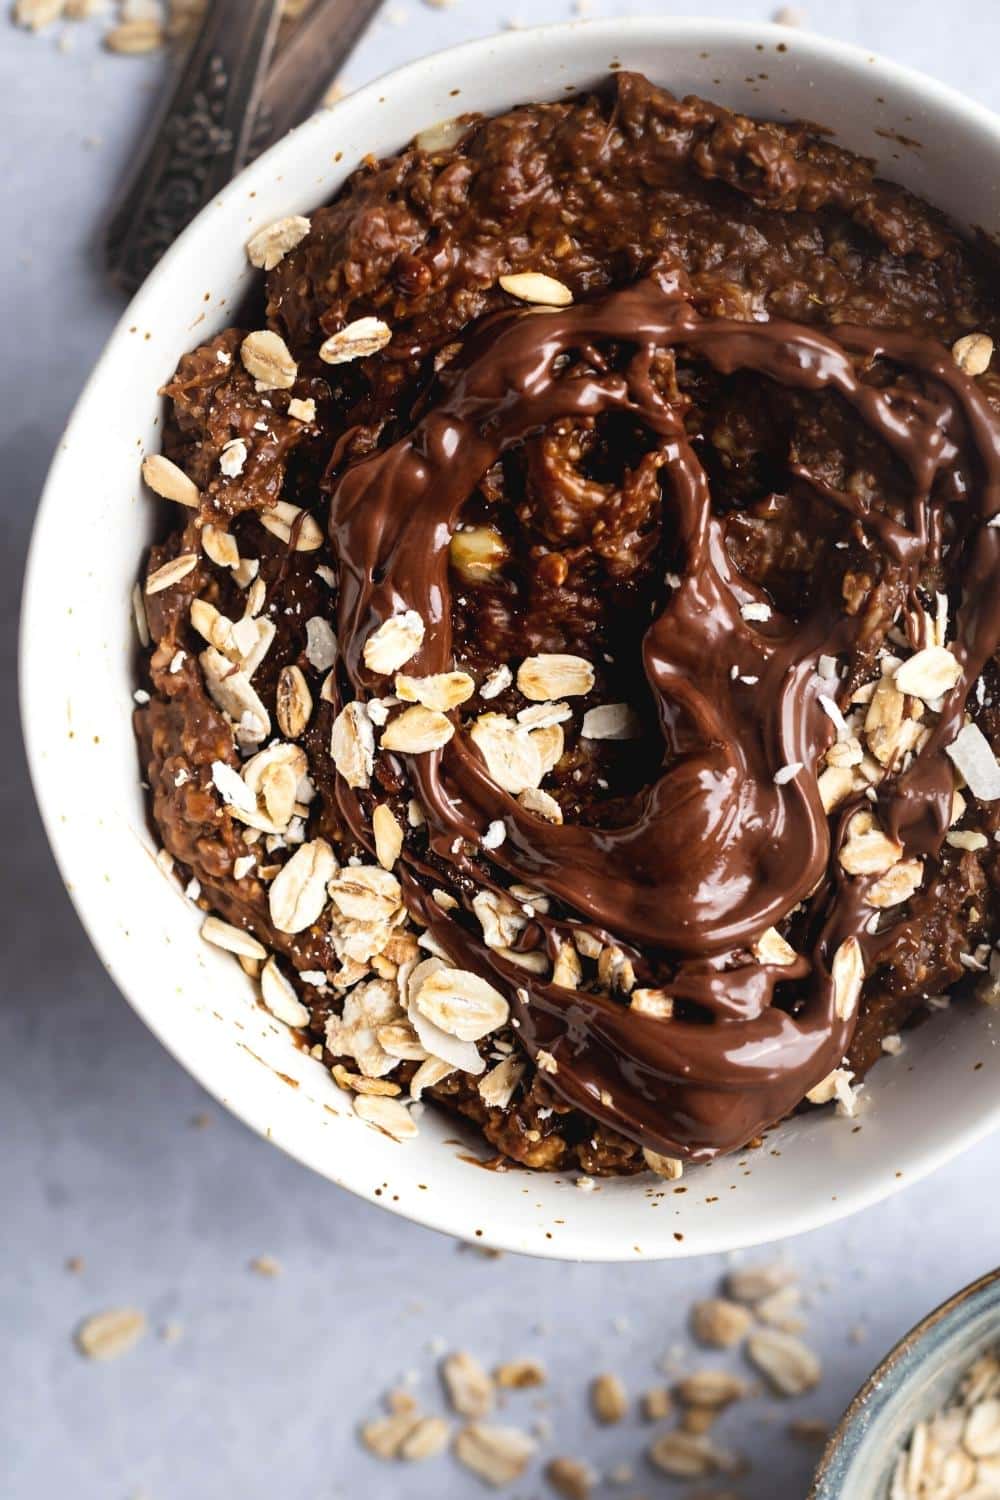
135,73,1000,1173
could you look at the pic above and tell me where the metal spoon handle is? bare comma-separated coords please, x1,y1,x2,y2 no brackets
247,0,382,161
105,0,282,294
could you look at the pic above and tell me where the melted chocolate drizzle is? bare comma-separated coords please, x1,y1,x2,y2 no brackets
326,276,1000,1161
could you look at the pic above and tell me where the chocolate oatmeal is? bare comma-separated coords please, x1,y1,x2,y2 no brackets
134,72,1000,1175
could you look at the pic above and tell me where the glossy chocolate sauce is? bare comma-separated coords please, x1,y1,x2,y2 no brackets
332,276,1000,1160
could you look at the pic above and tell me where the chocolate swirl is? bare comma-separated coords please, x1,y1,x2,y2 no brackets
324,275,1000,1161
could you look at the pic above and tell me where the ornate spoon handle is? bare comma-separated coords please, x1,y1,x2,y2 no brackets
105,0,282,294
247,0,383,162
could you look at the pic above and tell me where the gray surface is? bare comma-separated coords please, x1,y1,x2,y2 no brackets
3,3,1000,1498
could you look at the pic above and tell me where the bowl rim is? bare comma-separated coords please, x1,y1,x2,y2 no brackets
810,1266,1000,1496
19,14,1000,1260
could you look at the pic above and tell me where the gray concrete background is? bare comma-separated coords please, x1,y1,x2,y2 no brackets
3,3,1000,1498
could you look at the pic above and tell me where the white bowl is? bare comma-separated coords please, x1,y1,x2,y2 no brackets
21,18,1000,1261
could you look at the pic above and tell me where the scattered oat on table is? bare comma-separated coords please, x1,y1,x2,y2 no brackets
691,1298,753,1348
12,0,315,54
75,1307,146,1360
351,1256,835,1488
590,1371,628,1423
248,1254,282,1278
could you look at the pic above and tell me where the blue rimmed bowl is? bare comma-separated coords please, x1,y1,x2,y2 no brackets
812,1268,1000,1498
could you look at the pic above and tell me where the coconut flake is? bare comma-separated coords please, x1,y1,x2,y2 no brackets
581,703,641,740
480,664,512,700
946,723,1000,801
817,695,848,736
482,820,507,850
211,760,256,815
305,617,338,671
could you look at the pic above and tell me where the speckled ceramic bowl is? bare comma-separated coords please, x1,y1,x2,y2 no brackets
20,18,1000,1259
811,1268,1000,1498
